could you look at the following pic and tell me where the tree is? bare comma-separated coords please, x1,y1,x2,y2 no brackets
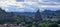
38,21,59,27
32,25,36,27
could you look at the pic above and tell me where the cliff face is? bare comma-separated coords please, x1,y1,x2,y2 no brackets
35,9,42,21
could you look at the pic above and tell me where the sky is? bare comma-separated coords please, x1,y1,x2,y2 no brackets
0,0,60,12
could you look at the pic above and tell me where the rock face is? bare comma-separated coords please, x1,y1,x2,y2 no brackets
35,9,42,21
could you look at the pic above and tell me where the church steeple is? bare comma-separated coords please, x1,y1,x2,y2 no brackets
35,9,42,21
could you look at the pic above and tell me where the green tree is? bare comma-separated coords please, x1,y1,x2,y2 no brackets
38,21,59,27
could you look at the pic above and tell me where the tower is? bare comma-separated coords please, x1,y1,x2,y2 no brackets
35,9,42,21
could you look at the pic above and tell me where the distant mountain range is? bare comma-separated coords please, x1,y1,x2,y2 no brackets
10,10,60,17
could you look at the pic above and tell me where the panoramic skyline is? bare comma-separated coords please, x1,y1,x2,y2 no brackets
0,0,60,12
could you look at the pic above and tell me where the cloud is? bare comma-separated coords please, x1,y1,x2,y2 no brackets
0,0,60,12
16,0,24,2
38,2,60,9
24,2,38,12
0,0,25,12
43,0,60,2
6,5,24,12
38,0,43,2
0,0,24,7
38,2,60,5
24,0,38,2
0,1,39,12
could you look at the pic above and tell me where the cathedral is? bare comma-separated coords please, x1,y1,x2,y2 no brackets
35,9,42,21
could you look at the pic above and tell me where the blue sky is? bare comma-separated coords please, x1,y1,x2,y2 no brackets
0,0,60,12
